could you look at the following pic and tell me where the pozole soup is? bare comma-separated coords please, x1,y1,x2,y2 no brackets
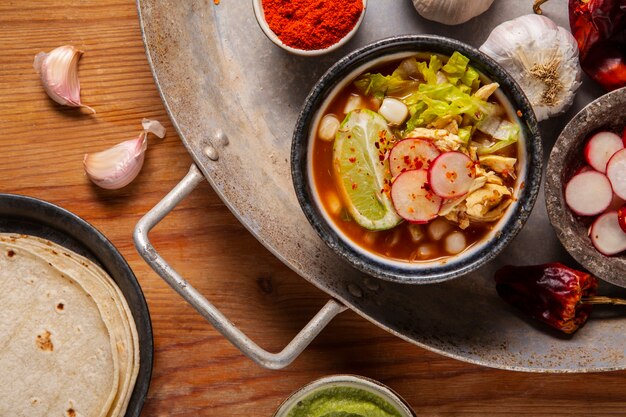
311,52,522,262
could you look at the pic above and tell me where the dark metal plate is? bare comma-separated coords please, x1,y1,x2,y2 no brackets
0,193,153,417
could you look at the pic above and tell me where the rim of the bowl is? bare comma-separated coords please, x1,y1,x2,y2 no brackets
251,0,368,57
545,86,626,288
272,374,417,417
291,35,543,284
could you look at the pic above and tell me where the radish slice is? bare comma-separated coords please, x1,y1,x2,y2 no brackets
428,152,475,198
391,169,442,223
618,205,626,233
389,138,440,178
606,148,626,199
584,131,623,173
622,126,626,147
564,171,613,216
590,211,626,255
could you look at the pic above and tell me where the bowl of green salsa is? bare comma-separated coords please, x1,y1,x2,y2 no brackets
273,375,416,417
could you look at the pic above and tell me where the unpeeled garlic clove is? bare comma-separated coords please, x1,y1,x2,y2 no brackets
84,134,147,190
33,45,95,113
83,119,165,190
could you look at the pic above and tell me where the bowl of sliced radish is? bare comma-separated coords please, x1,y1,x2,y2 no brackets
292,35,543,283
546,86,626,288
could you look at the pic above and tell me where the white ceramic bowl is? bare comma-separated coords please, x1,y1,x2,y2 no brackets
273,375,416,417
252,0,367,56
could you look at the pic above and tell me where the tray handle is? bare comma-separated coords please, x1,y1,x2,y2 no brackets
133,164,346,370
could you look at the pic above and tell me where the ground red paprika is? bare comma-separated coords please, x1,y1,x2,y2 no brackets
262,0,364,51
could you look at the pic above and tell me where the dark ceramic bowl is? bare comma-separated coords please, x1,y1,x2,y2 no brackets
292,35,542,284
545,87,626,288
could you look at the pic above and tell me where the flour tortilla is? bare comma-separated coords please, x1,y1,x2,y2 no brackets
0,242,119,417
0,234,139,417
7,235,140,417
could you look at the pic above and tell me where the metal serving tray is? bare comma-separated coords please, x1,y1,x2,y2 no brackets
134,0,626,372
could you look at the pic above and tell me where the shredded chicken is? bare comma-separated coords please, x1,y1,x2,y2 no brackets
407,127,464,152
429,115,462,130
443,179,513,228
443,119,459,134
445,207,470,230
468,145,478,161
479,155,517,179
474,83,500,101
438,176,487,216
465,184,512,222
407,127,451,140
475,166,504,185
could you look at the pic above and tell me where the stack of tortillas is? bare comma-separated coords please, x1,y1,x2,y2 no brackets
0,234,139,417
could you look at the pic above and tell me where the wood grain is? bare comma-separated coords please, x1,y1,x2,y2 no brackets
2,1,626,416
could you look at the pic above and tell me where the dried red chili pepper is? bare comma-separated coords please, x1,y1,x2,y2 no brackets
570,0,626,90
534,0,626,91
494,263,598,334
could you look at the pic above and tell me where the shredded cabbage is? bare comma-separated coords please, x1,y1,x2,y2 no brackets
353,68,419,100
402,81,494,132
475,121,520,155
442,51,469,84
417,55,442,85
353,52,518,152
493,120,519,141
458,126,472,144
461,66,480,90
476,138,518,155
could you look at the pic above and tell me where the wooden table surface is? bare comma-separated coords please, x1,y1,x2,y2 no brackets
2,1,626,416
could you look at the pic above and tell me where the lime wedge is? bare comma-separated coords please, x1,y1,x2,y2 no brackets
333,109,402,231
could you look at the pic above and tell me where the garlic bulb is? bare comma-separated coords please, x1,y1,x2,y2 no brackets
33,45,94,113
480,14,582,121
413,0,494,25
84,119,165,190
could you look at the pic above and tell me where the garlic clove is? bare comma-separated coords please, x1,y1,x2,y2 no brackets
83,119,165,190
479,14,582,121
413,0,494,26
33,45,95,113
84,135,147,190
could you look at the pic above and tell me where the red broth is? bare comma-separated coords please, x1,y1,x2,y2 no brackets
311,56,518,262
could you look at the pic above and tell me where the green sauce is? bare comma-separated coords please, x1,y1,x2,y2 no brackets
286,386,404,417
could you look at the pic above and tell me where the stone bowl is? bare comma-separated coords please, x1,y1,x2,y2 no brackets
292,35,543,284
545,87,626,288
